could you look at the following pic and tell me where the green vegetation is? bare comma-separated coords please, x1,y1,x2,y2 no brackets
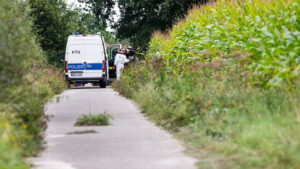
78,0,115,29
114,0,300,168
116,0,210,48
149,0,300,86
0,0,117,168
29,0,86,65
0,0,66,168
29,0,118,65
79,0,209,48
75,113,113,126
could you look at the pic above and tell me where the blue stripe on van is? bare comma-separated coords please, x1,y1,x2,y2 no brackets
68,63,103,71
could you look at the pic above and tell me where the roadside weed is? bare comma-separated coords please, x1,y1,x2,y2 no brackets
74,112,113,126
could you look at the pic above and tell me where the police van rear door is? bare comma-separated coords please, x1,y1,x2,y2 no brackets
68,38,85,77
84,36,104,78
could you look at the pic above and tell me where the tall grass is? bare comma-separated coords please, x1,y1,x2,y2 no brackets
115,60,300,169
114,0,300,168
0,0,66,168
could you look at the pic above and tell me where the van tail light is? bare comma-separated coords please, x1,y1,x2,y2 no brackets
102,60,105,72
65,61,68,73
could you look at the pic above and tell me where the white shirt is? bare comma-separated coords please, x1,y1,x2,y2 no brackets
114,53,129,68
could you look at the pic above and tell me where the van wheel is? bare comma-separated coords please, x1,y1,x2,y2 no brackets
100,80,107,88
67,81,72,89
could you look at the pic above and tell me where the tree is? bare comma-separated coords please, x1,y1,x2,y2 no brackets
78,0,115,28
116,0,210,48
29,0,87,64
79,0,210,48
29,0,118,64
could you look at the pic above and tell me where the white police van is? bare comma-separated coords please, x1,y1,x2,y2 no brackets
64,34,108,88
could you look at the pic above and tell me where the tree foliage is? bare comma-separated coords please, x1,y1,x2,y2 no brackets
29,0,118,64
79,13,118,44
80,0,210,48
0,0,41,90
78,0,115,28
116,0,210,48
29,0,89,64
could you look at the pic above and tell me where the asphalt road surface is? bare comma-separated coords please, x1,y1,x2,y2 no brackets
30,88,196,169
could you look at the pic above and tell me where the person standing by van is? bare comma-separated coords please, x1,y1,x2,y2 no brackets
114,48,129,80
117,48,121,55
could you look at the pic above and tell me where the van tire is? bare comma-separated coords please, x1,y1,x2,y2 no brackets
67,81,72,89
100,80,107,88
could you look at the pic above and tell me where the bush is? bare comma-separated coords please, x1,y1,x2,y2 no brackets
0,0,66,168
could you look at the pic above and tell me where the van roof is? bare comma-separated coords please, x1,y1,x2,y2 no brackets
68,35,103,41
69,34,101,37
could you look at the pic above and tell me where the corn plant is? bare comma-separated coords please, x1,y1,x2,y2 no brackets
148,0,300,87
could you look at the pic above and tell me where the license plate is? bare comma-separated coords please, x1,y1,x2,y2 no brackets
71,72,83,77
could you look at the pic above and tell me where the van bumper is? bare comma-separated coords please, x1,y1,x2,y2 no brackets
68,74,106,83
69,78,102,83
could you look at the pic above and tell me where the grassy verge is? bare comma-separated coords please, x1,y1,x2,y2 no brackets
113,0,300,168
0,66,66,169
114,63,300,169
0,0,66,168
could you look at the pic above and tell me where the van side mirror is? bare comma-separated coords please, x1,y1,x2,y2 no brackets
60,55,65,62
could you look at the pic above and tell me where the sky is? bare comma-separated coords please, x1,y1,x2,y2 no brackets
66,0,120,32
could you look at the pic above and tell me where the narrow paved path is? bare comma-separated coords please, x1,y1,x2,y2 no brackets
31,88,196,169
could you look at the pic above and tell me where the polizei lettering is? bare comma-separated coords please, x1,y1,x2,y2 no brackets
68,64,85,70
